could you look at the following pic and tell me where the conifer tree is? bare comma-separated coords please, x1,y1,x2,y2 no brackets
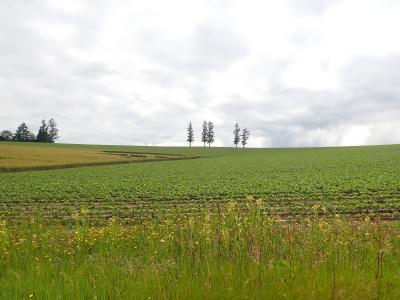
48,119,59,143
233,123,240,148
207,121,215,147
241,128,250,148
14,122,30,142
201,121,207,147
36,119,49,142
187,122,194,147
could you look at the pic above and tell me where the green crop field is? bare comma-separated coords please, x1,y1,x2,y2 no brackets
1,142,400,221
0,142,400,299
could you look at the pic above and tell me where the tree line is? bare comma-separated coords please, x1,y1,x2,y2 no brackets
0,119,59,143
187,121,250,148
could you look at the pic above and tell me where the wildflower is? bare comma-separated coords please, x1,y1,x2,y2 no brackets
312,204,320,213
29,293,34,298
160,238,165,243
245,195,254,201
228,201,236,210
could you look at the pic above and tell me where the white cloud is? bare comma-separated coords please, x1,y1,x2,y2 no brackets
0,0,400,147
341,125,370,146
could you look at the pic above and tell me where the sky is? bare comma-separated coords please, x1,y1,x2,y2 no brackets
1,0,400,147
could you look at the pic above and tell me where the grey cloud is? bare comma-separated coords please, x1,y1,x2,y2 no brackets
216,55,400,147
1,1,400,148
73,62,116,78
138,21,250,77
190,22,250,71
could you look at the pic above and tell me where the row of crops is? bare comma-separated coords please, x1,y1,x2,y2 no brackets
1,198,400,223
1,144,400,222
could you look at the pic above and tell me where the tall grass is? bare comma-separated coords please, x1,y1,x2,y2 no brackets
1,198,399,299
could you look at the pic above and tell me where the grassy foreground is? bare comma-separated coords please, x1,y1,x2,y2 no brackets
1,143,400,298
1,199,399,299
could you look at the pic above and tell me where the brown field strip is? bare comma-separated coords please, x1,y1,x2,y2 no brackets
0,144,199,172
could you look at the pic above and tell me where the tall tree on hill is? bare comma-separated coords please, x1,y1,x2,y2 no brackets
48,118,59,143
201,120,208,147
187,122,194,147
233,123,240,148
207,121,215,147
36,119,49,142
241,128,250,148
14,122,31,142
0,130,13,141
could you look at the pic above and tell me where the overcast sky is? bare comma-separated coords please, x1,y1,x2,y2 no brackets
1,0,400,147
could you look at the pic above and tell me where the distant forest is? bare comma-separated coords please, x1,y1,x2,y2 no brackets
0,119,59,143
187,121,250,148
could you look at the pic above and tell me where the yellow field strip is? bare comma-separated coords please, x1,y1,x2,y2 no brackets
0,144,197,172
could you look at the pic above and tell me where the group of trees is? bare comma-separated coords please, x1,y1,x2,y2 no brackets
187,121,215,147
0,119,59,143
233,123,250,148
187,121,250,148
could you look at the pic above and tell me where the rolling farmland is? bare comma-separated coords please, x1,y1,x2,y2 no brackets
1,142,400,222
1,142,400,299
2,0,400,298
